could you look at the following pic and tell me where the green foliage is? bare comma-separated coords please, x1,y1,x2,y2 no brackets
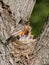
30,0,49,38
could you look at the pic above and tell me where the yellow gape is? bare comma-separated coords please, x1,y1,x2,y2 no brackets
18,24,31,36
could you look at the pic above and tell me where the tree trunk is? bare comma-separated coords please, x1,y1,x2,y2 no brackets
0,0,49,65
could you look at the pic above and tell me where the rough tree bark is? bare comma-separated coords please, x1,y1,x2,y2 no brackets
0,0,49,65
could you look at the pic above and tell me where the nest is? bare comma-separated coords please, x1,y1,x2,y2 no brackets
8,37,37,65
